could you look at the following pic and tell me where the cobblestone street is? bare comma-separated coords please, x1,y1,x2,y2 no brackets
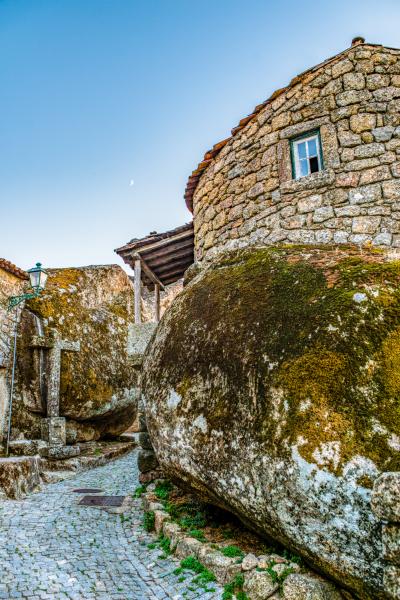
0,451,223,600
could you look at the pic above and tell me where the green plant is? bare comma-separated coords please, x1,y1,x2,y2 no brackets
265,564,295,587
180,556,205,573
221,545,245,559
154,480,174,501
188,528,206,541
147,542,157,550
193,568,216,588
179,512,207,530
223,574,246,599
221,527,234,539
283,549,302,565
133,485,147,498
158,534,171,556
143,511,155,532
179,556,216,590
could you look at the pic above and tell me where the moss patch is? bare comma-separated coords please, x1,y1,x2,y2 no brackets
144,245,400,474
14,265,138,440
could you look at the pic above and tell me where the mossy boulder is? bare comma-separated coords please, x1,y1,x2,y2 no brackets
142,246,400,599
12,265,139,441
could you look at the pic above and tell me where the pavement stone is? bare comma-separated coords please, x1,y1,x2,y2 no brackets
0,450,223,599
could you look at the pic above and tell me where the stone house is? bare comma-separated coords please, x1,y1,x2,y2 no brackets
0,259,28,446
137,38,400,599
184,38,400,262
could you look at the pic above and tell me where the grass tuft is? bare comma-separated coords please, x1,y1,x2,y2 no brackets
143,511,155,532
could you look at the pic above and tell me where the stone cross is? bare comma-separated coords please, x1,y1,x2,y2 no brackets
31,330,80,417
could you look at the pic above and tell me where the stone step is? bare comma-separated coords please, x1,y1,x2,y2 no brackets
41,470,76,484
9,439,48,456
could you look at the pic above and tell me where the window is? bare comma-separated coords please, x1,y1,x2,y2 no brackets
290,130,323,179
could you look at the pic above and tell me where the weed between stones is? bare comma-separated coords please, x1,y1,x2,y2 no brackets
133,484,147,498
154,480,174,501
222,574,248,600
174,556,216,592
143,510,155,532
187,528,206,541
143,480,303,594
221,545,245,559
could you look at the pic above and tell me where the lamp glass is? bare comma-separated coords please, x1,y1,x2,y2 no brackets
28,263,48,290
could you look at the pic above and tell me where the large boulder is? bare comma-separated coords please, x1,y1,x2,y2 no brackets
142,246,400,599
12,264,140,441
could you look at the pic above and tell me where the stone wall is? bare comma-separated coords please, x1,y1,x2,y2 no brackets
192,43,400,261
372,472,400,599
0,267,26,446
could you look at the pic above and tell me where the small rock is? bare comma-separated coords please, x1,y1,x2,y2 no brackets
257,555,272,569
242,553,258,571
162,522,183,550
372,126,395,142
154,510,170,535
353,292,367,303
201,550,241,584
282,573,343,600
148,501,164,511
271,562,300,576
244,570,279,600
175,536,203,559
138,449,159,473
268,554,290,565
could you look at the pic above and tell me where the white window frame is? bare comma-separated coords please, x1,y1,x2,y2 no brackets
291,131,323,180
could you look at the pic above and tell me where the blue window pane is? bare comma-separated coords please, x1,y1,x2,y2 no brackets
300,159,309,177
307,138,317,156
297,142,306,159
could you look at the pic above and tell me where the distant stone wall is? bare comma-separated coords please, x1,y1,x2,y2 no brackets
141,280,183,323
0,268,25,445
193,43,400,261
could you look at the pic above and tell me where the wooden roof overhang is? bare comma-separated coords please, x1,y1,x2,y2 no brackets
115,222,194,289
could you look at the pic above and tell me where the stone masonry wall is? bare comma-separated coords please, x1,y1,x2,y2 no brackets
0,268,25,445
372,472,400,599
192,43,400,261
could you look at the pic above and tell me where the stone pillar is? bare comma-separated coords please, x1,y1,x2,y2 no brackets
41,416,66,446
371,472,400,599
30,330,81,459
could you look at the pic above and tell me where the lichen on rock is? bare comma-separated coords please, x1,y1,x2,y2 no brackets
12,264,139,441
142,245,400,599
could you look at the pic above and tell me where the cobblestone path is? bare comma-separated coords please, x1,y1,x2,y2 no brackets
0,450,223,600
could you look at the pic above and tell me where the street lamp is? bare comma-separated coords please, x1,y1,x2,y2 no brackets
8,263,48,310
5,262,48,456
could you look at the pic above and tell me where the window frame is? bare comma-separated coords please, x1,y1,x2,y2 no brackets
290,129,324,180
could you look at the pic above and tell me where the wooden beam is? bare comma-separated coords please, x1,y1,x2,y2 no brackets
154,283,160,323
145,246,194,269
134,259,142,324
140,238,194,262
154,259,194,275
128,229,194,255
134,253,165,291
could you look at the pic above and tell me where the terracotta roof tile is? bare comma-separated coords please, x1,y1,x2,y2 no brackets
0,259,28,280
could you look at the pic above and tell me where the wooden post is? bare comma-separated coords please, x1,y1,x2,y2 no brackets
154,283,160,323
134,259,142,324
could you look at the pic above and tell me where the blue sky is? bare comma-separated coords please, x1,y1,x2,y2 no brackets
1,0,399,272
